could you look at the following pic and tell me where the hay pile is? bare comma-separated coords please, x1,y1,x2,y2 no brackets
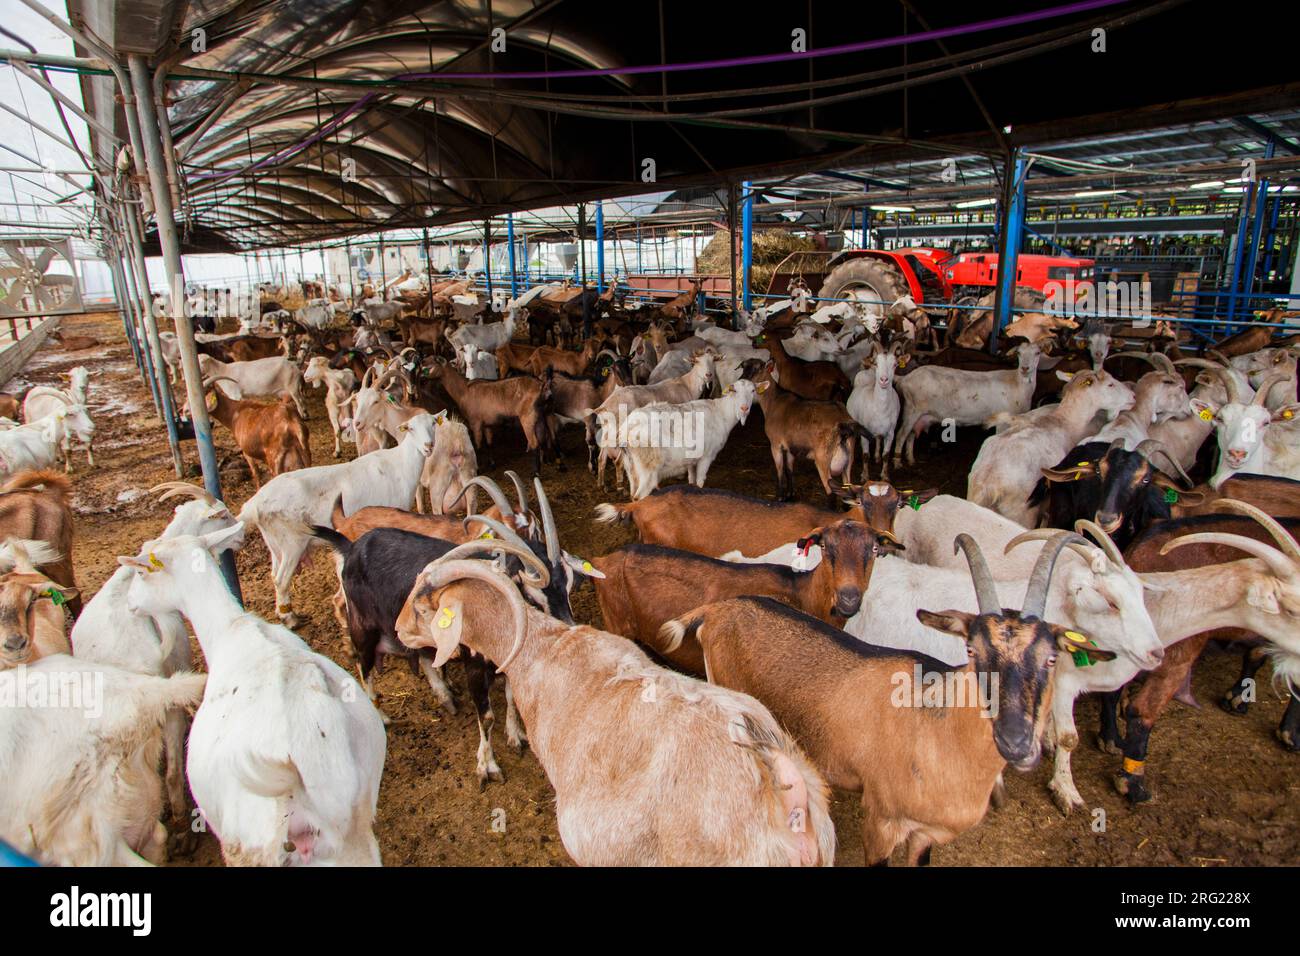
695,230,818,294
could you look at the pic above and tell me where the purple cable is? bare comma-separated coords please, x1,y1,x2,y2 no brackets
186,0,1129,187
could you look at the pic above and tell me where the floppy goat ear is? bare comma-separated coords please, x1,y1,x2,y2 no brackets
200,522,246,555
1041,461,1096,482
1055,627,1117,665
917,608,975,640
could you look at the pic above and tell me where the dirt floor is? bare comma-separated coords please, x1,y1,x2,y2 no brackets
19,310,1298,867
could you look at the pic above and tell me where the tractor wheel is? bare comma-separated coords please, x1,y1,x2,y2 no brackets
819,257,911,311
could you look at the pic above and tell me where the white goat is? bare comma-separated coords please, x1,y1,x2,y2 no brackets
893,343,1042,464
847,340,903,481
0,406,93,474
0,655,205,865
73,482,237,822
119,526,386,866
303,357,356,458
447,307,519,353
968,369,1134,526
620,380,757,499
238,412,437,625
197,353,308,419
23,372,94,468
1191,368,1300,487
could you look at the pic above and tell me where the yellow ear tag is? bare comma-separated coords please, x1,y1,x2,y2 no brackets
478,529,494,540
147,552,164,572
1284,410,1294,420
582,561,593,574
437,606,455,630
434,411,448,425
897,355,909,367
1198,408,1214,422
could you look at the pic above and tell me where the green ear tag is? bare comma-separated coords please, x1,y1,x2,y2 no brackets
1163,487,1178,504
907,494,921,511
1066,630,1097,668
43,588,66,607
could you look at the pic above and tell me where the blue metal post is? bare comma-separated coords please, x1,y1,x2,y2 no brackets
636,222,642,274
741,179,754,310
1240,139,1276,310
595,201,605,293
1226,184,1255,327
506,213,518,299
991,149,1027,353
1261,192,1283,282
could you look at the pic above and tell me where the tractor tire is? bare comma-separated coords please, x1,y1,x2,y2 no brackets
819,257,911,312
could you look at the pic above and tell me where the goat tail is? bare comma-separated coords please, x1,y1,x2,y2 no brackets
737,714,836,867
593,501,634,525
658,607,705,655
236,498,259,531
0,467,71,498
305,522,352,558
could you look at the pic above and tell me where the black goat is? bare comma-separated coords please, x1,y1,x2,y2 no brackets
1027,438,1199,552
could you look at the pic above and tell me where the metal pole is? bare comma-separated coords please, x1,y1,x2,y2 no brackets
522,228,530,285
482,219,493,299
506,213,518,299
1261,191,1283,283
991,148,1027,353
1241,139,1276,310
741,179,754,311
577,203,587,286
728,183,739,318
1225,184,1254,328
104,235,144,374
129,54,240,601
595,201,605,293
423,226,434,295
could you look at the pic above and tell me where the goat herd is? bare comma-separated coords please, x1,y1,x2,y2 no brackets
2,274,1298,868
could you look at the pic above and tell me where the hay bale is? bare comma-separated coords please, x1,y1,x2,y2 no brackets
694,230,817,294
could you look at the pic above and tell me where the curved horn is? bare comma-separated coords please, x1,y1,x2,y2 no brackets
1107,350,1157,367
1208,498,1300,563
503,470,531,522
149,481,216,506
953,533,1001,617
1073,519,1128,568
418,559,531,671
1252,371,1289,407
533,477,560,564
460,517,547,586
1147,351,1176,375
1023,531,1087,619
1206,348,1233,367
1134,439,1193,488
1160,532,1296,581
1005,529,1102,569
461,476,513,518
1175,359,1246,404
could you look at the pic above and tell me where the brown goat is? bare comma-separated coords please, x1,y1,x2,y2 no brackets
496,342,541,377
205,380,311,489
0,394,21,420
1172,474,1300,520
757,372,864,504
527,338,606,379
591,519,898,673
595,481,936,557
664,532,1112,864
766,336,851,402
1210,324,1273,359
0,470,76,615
424,361,553,473
0,548,76,670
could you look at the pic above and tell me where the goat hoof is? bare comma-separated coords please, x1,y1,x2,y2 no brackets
1276,727,1299,752
1049,786,1083,817
1114,771,1153,804
280,612,302,629
1219,690,1249,716
508,736,527,756
1094,734,1123,755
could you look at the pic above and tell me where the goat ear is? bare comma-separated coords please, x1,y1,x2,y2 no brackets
200,522,245,555
1055,627,1117,664
1055,369,1076,383
917,609,974,639
1190,398,1218,422
1272,403,1300,424
117,554,152,571
1041,463,1095,483
428,595,465,667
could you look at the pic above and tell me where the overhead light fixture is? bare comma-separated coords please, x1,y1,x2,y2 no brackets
870,205,914,213
1072,189,1122,198
954,198,996,208
1189,180,1224,190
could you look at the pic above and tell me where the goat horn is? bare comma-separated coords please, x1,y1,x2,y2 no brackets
534,477,560,564
1160,532,1296,581
953,533,1001,617
1005,529,1102,570
1207,498,1300,563
1022,531,1087,619
503,470,531,521
461,517,546,586
149,481,216,506
418,558,531,671
1148,352,1176,375
1252,371,1289,407
462,476,513,518
1073,519,1127,569
1175,359,1245,404
1206,348,1233,366
1134,439,1192,488
1107,350,1155,365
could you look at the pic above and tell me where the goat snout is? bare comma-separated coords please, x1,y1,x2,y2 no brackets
1096,511,1123,534
996,732,1042,772
1226,448,1249,466
2,632,28,655
833,587,862,617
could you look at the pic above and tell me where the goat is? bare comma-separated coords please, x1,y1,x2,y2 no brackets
0,406,93,475
592,519,898,674
447,305,519,353
202,379,311,488
303,356,356,457
967,368,1134,526
1190,369,1300,487
73,482,237,825
0,539,74,669
424,361,553,474
756,372,863,504
766,336,851,402
197,353,308,420
119,525,386,866
546,360,631,472
616,380,758,499
23,367,93,467
0,469,76,612
666,532,1111,864
238,413,437,625
0,656,206,865
395,549,834,865
847,339,905,481
418,413,478,515
527,339,608,379
893,343,1042,465
594,481,929,558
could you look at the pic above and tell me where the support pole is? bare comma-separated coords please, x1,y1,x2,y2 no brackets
1241,138,1276,308
595,201,605,293
577,203,587,286
990,149,1027,353
128,54,240,601
506,213,518,299
1226,183,1255,328
741,179,754,311
423,226,434,297
122,200,181,463
728,183,739,320
482,219,493,299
